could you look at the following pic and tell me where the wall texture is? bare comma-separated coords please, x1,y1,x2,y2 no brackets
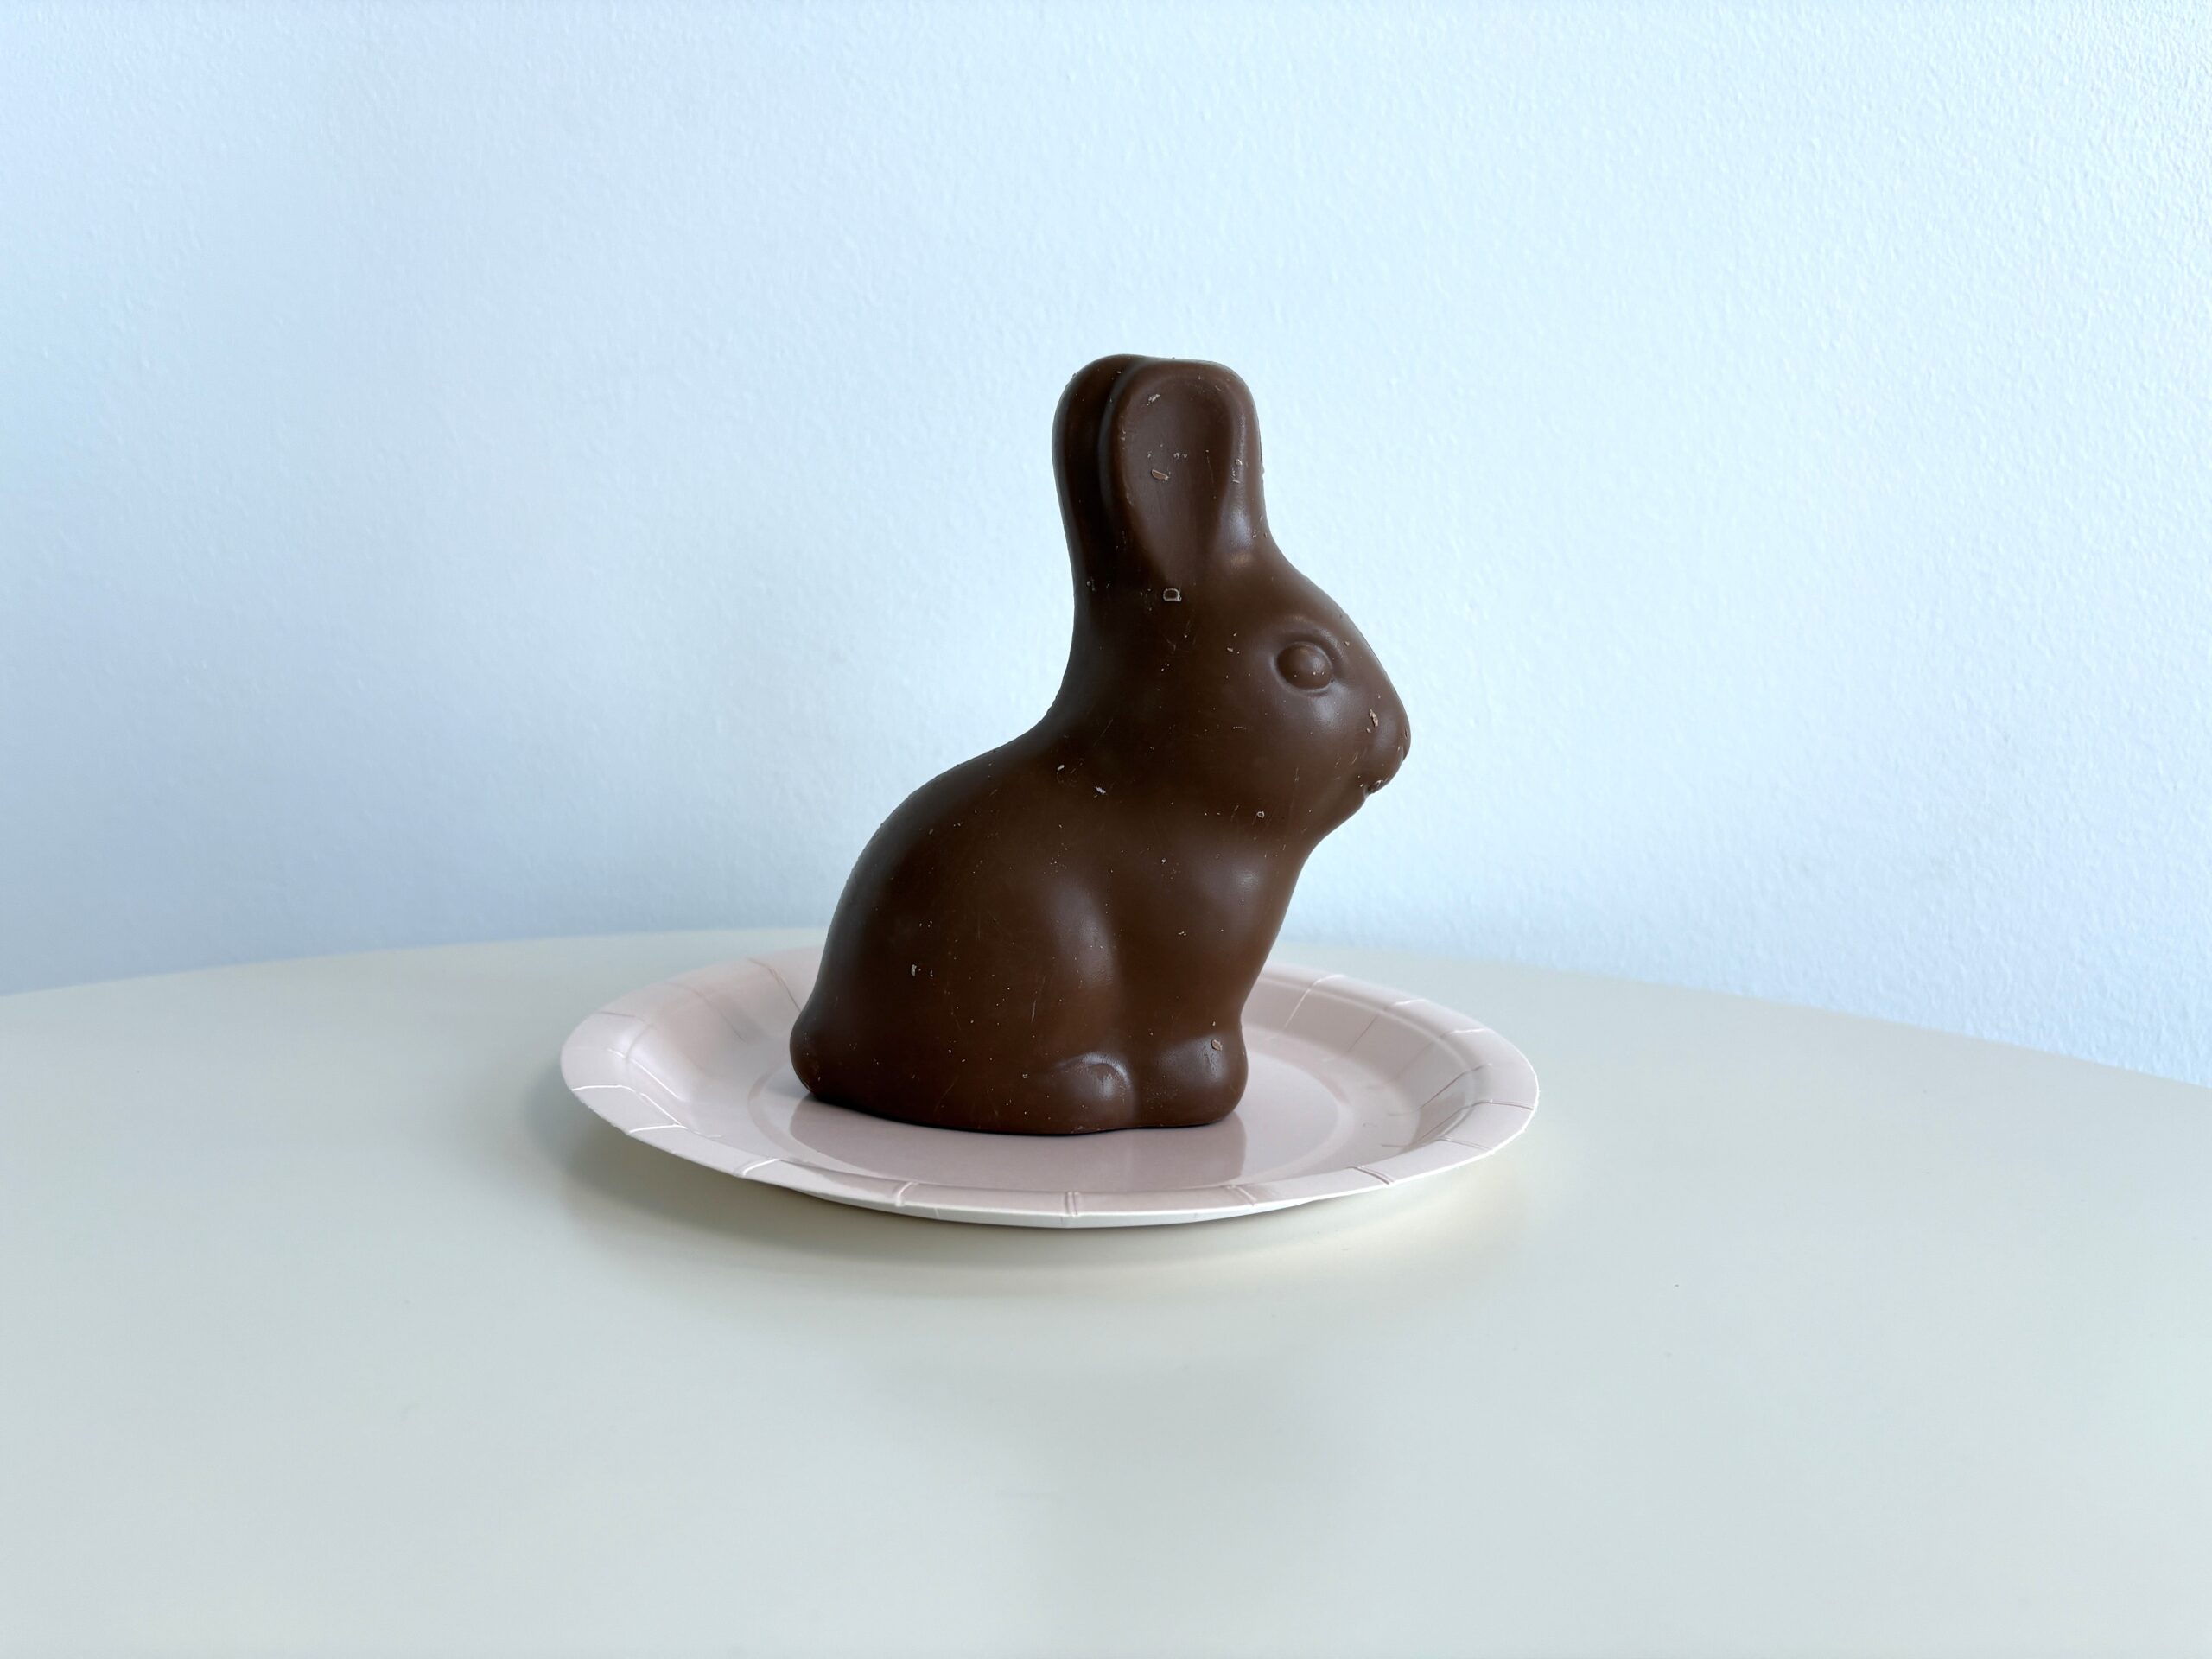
3,3,2208,1082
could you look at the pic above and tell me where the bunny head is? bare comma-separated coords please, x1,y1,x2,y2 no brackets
1050,356,1409,840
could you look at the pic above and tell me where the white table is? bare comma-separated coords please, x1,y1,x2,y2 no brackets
4,930,2207,1656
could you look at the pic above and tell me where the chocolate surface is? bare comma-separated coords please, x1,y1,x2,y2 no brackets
791,356,1409,1134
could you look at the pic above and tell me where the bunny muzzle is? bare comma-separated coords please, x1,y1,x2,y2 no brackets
1354,696,1411,798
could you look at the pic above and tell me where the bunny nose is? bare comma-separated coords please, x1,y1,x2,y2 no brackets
1357,702,1409,794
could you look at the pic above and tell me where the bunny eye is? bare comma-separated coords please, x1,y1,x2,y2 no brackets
1276,642,1334,690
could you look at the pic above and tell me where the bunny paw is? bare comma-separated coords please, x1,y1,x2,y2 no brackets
1128,1031,1249,1128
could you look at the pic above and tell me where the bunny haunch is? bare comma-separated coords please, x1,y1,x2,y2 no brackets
791,356,1410,1135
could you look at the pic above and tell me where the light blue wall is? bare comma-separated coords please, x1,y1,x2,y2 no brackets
3,4,2208,1083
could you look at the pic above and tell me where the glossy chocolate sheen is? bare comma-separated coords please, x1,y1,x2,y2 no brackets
791,356,1410,1134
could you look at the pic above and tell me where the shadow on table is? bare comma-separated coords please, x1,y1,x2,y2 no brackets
519,1060,1531,1293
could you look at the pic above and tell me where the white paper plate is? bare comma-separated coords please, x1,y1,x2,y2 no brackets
561,946,1538,1228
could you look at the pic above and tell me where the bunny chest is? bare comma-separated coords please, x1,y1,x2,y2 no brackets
1092,831,1291,990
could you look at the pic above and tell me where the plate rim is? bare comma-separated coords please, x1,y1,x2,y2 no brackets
561,946,1539,1229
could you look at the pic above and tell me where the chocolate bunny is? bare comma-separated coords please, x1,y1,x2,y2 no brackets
790,356,1409,1134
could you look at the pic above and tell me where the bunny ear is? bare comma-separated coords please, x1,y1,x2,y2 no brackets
1052,354,1144,576
1101,359,1266,591
1055,357,1267,594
